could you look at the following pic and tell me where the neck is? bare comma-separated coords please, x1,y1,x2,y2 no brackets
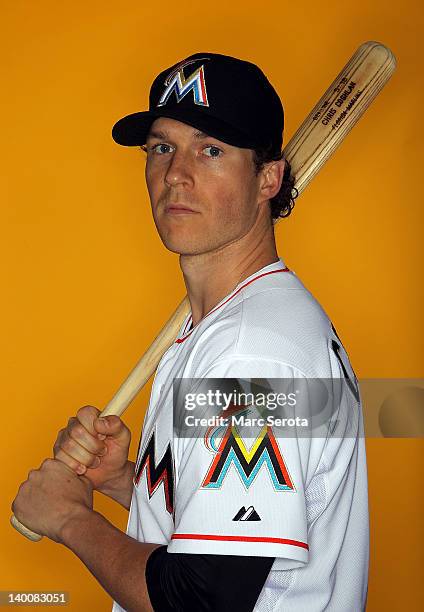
180,214,279,327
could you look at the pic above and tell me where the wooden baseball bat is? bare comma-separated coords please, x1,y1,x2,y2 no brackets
11,40,396,541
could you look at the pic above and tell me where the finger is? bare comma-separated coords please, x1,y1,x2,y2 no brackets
54,448,93,475
59,431,102,468
39,457,85,481
26,468,38,482
93,415,131,446
53,428,67,456
75,405,101,436
67,420,107,455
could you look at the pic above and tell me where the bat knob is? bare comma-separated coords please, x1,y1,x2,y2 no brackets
10,514,43,542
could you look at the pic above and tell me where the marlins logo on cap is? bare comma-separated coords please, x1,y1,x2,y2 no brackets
112,52,284,153
157,58,210,108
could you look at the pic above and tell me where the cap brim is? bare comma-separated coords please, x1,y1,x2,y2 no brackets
111,107,259,149
112,111,156,146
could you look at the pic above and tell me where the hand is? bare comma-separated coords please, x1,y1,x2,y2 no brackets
53,406,131,494
12,458,93,543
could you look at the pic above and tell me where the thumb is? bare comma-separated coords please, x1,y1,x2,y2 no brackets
93,415,130,445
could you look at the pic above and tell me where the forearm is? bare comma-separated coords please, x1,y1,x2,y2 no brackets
61,508,160,612
97,461,135,510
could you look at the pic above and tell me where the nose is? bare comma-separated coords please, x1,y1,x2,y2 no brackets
164,149,194,189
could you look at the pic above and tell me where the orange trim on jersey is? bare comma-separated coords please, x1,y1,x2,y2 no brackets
201,422,233,486
268,426,294,489
171,533,308,549
176,267,290,344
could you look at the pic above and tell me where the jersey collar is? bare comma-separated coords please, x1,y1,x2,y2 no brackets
176,258,290,344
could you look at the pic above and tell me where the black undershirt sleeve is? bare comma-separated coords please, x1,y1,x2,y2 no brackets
145,546,274,612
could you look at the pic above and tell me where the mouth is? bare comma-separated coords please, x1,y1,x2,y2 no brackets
164,204,198,214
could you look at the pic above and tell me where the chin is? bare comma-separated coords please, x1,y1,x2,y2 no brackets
161,241,204,256
154,224,200,255
157,233,213,256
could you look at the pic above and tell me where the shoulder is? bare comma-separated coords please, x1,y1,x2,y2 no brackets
185,270,348,378
237,272,334,374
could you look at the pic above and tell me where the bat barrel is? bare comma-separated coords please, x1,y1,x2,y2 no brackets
284,41,396,195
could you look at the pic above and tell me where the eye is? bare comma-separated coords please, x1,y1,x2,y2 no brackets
149,143,174,155
203,145,223,158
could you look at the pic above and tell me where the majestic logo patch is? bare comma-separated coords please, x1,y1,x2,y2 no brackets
157,58,210,107
134,431,174,515
202,423,294,491
233,506,261,521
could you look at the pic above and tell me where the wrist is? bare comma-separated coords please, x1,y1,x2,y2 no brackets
97,461,135,507
58,505,95,548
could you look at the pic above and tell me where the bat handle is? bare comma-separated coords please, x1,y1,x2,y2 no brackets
11,296,191,542
10,515,42,541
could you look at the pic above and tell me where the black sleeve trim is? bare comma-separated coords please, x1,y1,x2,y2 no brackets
145,546,274,612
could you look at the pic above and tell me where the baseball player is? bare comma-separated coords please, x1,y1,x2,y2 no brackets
12,53,369,611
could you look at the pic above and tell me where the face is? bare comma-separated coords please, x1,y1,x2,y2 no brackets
144,117,267,256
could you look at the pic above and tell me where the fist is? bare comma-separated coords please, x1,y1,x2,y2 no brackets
12,458,93,543
53,406,131,492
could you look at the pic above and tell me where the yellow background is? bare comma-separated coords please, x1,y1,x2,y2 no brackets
1,1,423,610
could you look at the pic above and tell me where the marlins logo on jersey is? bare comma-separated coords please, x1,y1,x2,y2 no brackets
202,421,295,491
157,58,210,107
134,431,175,515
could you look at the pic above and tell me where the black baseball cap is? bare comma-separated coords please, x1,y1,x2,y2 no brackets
112,52,284,156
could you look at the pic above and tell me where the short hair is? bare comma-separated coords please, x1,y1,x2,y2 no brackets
252,147,298,221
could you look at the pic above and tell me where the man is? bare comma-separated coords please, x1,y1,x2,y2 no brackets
12,53,369,611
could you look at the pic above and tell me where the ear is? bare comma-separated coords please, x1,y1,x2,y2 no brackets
258,158,286,203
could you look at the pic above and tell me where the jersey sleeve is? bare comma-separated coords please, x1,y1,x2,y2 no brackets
167,356,331,569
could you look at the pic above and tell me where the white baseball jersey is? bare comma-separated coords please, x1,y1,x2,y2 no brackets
112,258,369,611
